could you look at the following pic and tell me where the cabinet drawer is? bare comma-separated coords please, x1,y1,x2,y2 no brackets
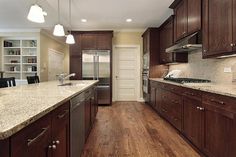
11,114,51,157
52,102,69,125
183,88,202,101
161,83,183,94
203,92,236,113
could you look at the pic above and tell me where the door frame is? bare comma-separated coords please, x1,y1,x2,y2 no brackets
112,45,142,102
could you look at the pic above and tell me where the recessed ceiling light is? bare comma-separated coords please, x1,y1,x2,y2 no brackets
81,19,87,22
126,18,132,22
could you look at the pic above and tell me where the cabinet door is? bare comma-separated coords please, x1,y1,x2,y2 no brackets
187,0,201,34
52,102,70,157
11,114,52,157
81,34,97,50
202,0,233,57
96,34,112,50
160,18,174,63
175,0,187,41
70,34,82,56
0,139,9,157
70,56,82,80
84,96,91,140
233,0,236,51
143,31,150,53
90,93,96,126
155,87,162,112
202,104,236,157
150,87,156,109
183,97,203,149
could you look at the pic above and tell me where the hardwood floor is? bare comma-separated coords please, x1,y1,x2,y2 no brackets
82,102,200,157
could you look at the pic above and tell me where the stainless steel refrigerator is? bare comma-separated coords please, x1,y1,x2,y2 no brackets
82,50,111,105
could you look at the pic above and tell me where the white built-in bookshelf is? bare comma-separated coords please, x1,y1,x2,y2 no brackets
2,39,39,85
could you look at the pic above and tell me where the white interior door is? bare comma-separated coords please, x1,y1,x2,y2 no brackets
48,49,64,81
114,46,140,101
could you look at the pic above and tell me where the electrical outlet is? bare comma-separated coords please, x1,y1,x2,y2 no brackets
224,67,232,73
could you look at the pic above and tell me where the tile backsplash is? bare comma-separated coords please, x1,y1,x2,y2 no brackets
169,50,236,84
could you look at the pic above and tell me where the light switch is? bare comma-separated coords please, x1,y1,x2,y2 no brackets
224,67,232,73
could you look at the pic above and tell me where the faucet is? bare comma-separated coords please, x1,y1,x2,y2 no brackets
57,73,76,85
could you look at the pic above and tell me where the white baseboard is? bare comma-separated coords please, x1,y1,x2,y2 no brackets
137,97,145,102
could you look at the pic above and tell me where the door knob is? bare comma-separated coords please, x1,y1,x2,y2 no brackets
115,76,118,79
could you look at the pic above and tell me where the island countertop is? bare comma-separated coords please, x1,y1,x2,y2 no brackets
0,80,98,140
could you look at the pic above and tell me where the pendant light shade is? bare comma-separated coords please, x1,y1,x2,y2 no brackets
53,24,65,36
27,4,47,23
66,34,75,44
53,0,65,37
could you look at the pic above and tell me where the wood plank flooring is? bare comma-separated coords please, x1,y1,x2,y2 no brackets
82,102,200,157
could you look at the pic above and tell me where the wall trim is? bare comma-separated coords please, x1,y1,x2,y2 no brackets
40,29,66,45
0,28,41,33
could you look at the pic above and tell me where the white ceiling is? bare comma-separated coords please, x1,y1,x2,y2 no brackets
0,0,174,31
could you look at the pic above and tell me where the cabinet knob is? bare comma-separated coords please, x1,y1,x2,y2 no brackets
196,106,200,110
49,145,57,149
199,107,205,111
231,43,235,47
182,31,186,35
203,50,207,53
53,140,60,145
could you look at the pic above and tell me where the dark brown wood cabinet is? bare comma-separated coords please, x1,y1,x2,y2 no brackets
51,102,70,157
183,92,203,149
11,114,52,157
187,0,201,34
202,0,234,58
0,139,9,157
84,95,91,140
81,34,97,50
170,0,201,42
202,93,236,157
159,16,188,64
174,0,188,41
150,80,236,157
150,86,156,109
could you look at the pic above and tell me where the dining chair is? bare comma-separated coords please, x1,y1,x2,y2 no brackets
0,77,16,88
27,76,40,84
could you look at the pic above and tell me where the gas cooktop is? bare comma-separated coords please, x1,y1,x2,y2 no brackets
164,77,211,84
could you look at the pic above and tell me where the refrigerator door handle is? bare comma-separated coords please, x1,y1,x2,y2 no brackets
97,55,99,80
93,55,96,80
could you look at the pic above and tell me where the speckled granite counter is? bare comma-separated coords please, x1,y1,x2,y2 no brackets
150,78,236,98
0,80,98,140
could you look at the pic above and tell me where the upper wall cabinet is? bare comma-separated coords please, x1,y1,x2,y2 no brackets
81,33,113,50
202,0,235,58
159,16,188,64
170,0,201,42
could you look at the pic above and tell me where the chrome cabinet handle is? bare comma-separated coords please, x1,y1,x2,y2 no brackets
210,99,225,105
49,145,57,149
53,140,60,145
57,110,69,119
230,43,235,47
27,126,49,146
197,106,200,110
199,107,205,111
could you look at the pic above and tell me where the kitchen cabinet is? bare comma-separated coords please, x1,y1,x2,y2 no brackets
70,56,82,80
202,0,233,58
183,89,203,149
202,93,236,157
11,113,52,157
11,102,69,157
51,102,70,157
159,15,188,64
155,86,162,112
174,0,188,41
81,32,113,50
170,0,201,42
202,0,234,58
0,139,9,157
150,86,156,109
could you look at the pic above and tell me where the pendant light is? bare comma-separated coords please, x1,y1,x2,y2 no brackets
27,4,47,23
53,0,65,36
66,0,75,44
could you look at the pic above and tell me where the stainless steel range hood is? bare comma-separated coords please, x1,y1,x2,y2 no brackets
166,32,202,53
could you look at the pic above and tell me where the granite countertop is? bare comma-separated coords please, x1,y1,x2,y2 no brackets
150,78,236,98
0,80,98,140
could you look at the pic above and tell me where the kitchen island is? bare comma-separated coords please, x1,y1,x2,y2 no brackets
0,80,98,157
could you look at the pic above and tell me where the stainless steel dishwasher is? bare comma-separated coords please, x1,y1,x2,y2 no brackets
70,92,85,157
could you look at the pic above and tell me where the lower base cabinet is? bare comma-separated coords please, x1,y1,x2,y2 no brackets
0,139,9,157
150,80,236,157
0,85,98,157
